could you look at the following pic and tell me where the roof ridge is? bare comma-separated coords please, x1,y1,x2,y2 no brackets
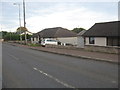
53,28,60,37
83,21,119,37
95,21,120,24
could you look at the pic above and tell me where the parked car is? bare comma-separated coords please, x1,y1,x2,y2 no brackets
41,39,60,46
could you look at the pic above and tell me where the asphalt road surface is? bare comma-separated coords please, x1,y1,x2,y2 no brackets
2,43,118,88
0,42,2,89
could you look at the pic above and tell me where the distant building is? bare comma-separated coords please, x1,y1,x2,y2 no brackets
83,21,120,47
16,26,33,35
20,31,33,35
77,30,86,48
31,27,77,46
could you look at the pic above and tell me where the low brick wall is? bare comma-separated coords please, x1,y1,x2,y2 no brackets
84,45,120,54
45,44,84,51
46,44,119,54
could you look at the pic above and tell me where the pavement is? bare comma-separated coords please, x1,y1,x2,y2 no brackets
6,42,118,64
2,43,118,88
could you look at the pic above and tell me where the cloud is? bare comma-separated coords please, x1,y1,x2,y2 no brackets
0,24,17,32
26,5,117,33
1,2,118,33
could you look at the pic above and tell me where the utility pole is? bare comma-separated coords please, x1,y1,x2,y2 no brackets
23,0,27,44
18,4,22,43
13,3,22,43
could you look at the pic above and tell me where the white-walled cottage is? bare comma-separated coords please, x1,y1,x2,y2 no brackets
83,21,120,47
31,27,77,46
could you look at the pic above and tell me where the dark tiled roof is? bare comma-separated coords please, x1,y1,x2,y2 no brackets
36,27,77,38
83,21,119,37
77,30,86,36
31,33,39,37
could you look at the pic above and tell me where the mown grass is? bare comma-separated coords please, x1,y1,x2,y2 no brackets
27,43,41,47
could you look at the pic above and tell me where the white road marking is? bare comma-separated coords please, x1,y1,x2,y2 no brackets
33,67,78,89
8,54,19,61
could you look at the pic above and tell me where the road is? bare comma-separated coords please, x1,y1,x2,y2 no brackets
2,43,118,88
0,42,2,89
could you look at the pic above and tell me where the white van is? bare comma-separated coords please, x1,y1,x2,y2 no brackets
41,39,58,46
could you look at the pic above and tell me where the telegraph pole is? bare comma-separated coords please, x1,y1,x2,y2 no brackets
23,0,27,44
18,4,22,42
13,3,22,43
23,0,26,28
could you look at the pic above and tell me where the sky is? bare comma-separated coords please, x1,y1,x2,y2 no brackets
0,0,119,33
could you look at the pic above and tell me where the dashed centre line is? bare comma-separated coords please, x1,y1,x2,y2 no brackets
7,53,78,89
8,54,19,61
33,67,78,89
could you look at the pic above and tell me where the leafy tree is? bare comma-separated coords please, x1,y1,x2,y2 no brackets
16,27,28,34
4,32,20,41
0,31,8,38
1,31,31,41
21,34,32,41
72,28,86,33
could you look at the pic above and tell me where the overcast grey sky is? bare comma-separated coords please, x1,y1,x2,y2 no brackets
0,0,119,33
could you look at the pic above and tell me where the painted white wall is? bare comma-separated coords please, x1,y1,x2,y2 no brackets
34,37,37,41
31,37,77,45
20,31,33,35
38,36,40,41
57,37,77,45
85,37,90,45
95,37,107,46
77,36,84,48
31,38,33,43
31,37,39,44
85,37,107,46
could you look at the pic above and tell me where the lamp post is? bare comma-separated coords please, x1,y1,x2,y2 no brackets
13,3,22,43
23,0,27,44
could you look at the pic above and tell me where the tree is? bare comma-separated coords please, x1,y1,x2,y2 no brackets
1,31,8,38
72,27,86,33
4,32,20,41
21,34,32,41
16,26,28,34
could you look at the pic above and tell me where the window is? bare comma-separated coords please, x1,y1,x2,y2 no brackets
46,40,57,42
89,37,95,44
33,38,34,41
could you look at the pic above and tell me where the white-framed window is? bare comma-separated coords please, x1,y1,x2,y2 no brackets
89,37,95,44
